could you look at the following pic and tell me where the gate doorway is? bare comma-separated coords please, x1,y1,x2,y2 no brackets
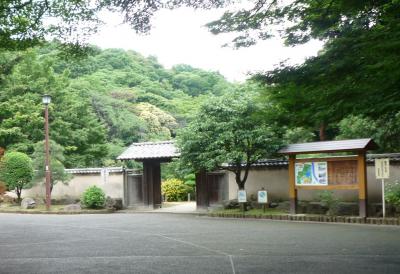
124,171,142,208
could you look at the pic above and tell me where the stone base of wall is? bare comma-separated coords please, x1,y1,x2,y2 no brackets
207,213,400,226
222,199,400,217
277,201,399,217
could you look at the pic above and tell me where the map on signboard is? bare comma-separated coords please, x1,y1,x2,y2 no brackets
295,162,328,186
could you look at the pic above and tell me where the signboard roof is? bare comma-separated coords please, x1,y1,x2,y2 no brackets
279,138,378,155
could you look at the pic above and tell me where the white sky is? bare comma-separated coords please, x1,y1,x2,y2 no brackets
89,8,324,82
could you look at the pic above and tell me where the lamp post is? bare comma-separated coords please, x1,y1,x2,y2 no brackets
42,94,52,210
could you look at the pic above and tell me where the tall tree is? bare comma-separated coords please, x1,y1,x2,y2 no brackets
178,92,281,190
0,49,109,167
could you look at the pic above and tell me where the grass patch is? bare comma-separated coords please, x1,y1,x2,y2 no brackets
0,204,65,212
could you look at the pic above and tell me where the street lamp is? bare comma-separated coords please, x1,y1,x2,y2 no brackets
42,94,51,210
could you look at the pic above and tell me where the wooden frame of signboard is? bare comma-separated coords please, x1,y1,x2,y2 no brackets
280,139,378,218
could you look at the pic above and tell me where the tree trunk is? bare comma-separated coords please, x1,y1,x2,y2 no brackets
16,187,21,202
319,123,326,141
235,170,247,212
235,172,245,190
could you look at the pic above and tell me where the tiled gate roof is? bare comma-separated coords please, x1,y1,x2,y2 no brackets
117,141,180,161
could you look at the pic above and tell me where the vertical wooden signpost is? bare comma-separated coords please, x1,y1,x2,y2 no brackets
375,158,390,218
279,139,378,218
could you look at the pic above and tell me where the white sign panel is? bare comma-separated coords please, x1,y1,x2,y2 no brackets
258,190,268,204
295,162,328,186
101,168,109,183
238,190,247,203
375,158,390,179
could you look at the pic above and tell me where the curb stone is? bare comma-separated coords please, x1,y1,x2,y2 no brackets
207,213,400,226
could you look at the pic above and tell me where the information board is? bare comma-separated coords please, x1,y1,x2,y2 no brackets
295,162,328,186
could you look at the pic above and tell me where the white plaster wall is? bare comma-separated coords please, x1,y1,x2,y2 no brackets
228,168,289,201
228,164,400,202
22,173,124,200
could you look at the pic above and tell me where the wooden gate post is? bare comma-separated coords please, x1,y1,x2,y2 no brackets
152,162,162,208
142,160,162,209
288,155,297,214
142,161,150,207
358,152,368,217
122,167,128,208
196,170,209,210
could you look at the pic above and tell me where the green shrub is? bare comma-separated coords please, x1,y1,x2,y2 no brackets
0,152,34,200
81,186,106,209
183,174,196,187
318,191,340,216
386,180,400,207
162,178,193,201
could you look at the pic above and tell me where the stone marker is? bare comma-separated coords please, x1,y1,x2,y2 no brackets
105,197,123,210
21,198,36,209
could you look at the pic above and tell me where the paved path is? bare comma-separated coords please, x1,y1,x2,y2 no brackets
154,202,196,213
0,213,399,274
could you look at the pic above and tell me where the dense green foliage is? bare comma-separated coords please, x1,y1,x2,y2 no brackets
386,181,400,207
201,0,400,150
0,45,234,168
81,185,106,209
205,1,399,47
1,0,399,183
161,178,193,202
0,152,34,200
178,92,282,189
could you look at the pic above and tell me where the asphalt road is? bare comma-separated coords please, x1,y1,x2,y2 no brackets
0,213,400,274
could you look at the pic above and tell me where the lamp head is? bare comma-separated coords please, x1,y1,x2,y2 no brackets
42,94,51,105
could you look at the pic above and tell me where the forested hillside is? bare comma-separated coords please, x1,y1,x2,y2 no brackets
0,44,235,168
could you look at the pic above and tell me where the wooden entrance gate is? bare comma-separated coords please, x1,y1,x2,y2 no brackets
119,141,228,210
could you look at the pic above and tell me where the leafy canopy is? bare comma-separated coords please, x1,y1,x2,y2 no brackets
178,91,282,189
0,0,227,51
